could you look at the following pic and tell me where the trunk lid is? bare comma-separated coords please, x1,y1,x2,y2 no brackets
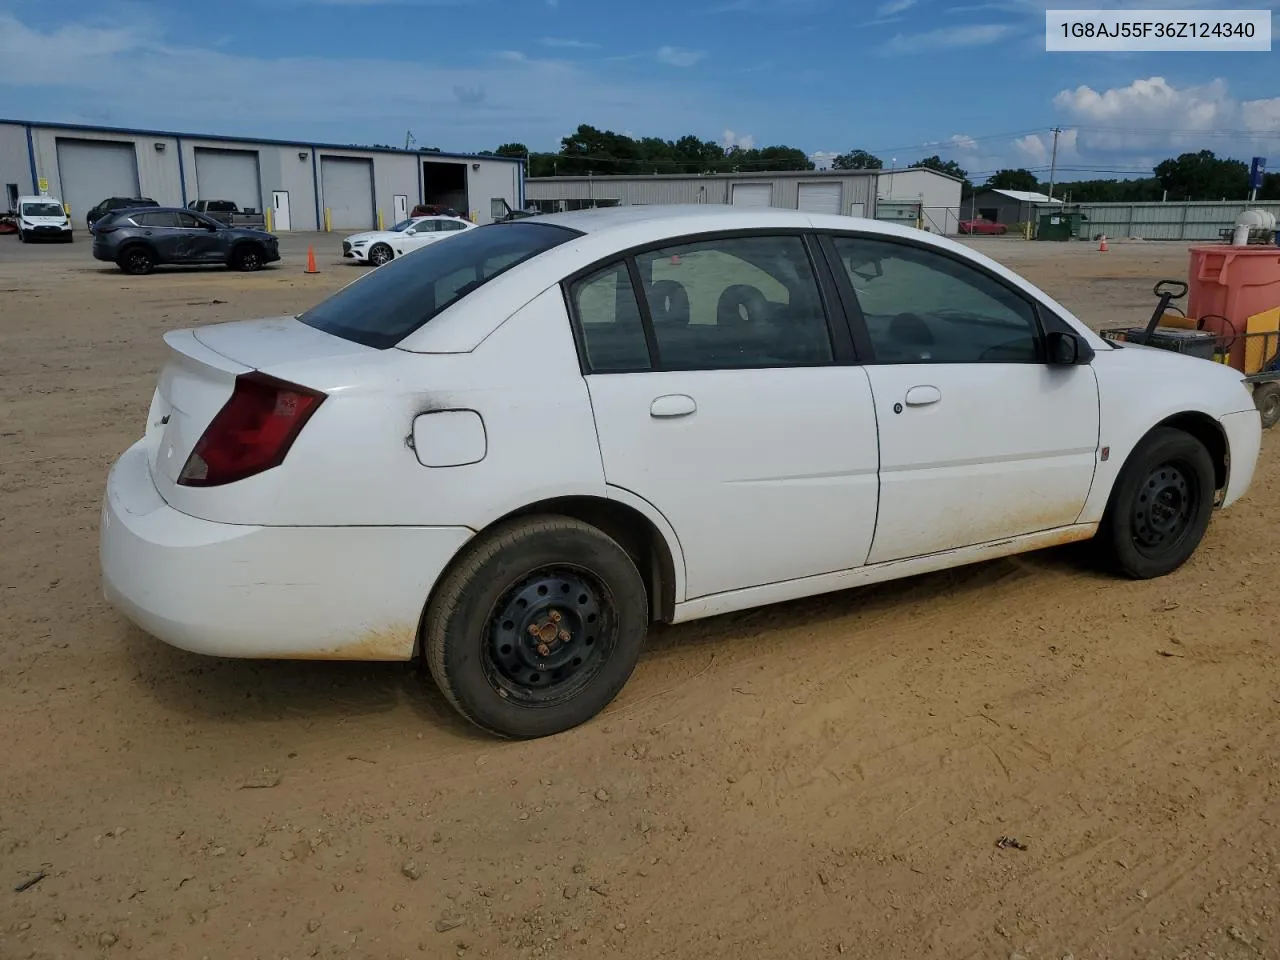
148,316,376,490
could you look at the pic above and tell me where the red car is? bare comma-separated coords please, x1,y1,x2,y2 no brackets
959,218,1008,235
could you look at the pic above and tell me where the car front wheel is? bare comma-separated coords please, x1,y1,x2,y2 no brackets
368,243,393,266
233,245,264,271
424,515,649,739
1096,426,1216,579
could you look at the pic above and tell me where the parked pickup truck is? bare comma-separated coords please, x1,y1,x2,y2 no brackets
186,200,267,229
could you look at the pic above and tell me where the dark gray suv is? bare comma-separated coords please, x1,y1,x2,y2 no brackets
91,207,281,275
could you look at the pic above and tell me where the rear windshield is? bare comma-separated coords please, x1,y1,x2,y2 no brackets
22,201,64,217
298,221,579,349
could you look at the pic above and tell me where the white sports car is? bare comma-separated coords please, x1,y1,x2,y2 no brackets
341,215,475,266
101,205,1262,740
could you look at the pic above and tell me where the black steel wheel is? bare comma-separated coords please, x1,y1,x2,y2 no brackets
119,246,155,275
1096,427,1215,579
234,245,264,271
484,567,614,706
425,515,649,739
368,243,393,267
1253,382,1280,430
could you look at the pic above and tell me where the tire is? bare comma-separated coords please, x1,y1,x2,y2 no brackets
1096,427,1216,580
1253,382,1280,429
118,246,155,275
368,243,393,267
424,515,649,739
17,229,25,243
233,244,265,271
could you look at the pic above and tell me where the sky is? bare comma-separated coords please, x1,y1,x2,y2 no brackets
1,0,1278,182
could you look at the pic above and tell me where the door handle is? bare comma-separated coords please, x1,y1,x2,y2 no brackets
650,394,697,418
904,385,941,407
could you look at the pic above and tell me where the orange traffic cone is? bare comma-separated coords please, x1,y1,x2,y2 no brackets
305,245,319,274
1098,235,1109,252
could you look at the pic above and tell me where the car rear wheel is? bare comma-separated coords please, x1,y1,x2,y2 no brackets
1096,427,1215,579
424,515,649,739
233,245,264,271
1252,382,1280,429
368,243,393,267
119,246,155,275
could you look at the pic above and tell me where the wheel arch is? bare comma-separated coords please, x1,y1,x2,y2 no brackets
1153,410,1229,493
414,493,682,660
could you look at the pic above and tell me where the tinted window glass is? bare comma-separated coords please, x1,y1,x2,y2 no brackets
633,235,833,369
299,221,578,349
134,211,180,228
443,221,467,231
570,262,651,373
177,212,206,228
832,236,1040,364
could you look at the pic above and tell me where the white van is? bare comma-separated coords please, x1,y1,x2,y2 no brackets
16,195,73,242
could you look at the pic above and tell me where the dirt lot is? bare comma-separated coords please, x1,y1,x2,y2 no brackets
2,232,1278,960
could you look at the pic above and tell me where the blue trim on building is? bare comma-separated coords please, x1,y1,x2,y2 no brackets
1,117,522,167
176,136,188,206
518,158,526,210
311,147,321,231
25,124,38,194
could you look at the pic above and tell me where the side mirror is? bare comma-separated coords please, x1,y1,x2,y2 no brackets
1046,330,1091,365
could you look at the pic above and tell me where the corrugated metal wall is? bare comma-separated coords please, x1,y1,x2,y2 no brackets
1053,201,1280,241
526,174,877,215
0,123,35,200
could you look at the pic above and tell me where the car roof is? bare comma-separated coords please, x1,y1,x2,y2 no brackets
18,195,61,203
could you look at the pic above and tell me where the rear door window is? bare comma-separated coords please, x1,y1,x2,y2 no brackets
298,221,580,349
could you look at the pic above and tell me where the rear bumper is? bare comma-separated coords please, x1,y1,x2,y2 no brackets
100,440,474,660
1219,408,1262,509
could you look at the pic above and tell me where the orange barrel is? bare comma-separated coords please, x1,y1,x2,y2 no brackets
1188,245,1280,371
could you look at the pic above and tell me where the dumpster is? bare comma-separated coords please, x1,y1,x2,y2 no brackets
1187,245,1280,371
1037,212,1072,241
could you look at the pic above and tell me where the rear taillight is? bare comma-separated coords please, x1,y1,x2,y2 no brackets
95,225,117,234
178,372,325,487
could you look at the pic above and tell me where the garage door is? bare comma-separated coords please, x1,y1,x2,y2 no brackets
55,138,140,222
193,148,262,213
730,183,772,208
797,182,842,215
320,157,374,230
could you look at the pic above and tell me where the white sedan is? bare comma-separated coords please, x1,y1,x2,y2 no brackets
341,215,475,266
100,205,1263,739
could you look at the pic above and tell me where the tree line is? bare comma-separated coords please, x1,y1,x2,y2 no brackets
479,126,1279,203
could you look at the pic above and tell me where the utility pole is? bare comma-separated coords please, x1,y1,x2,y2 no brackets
404,130,416,151
1047,126,1062,202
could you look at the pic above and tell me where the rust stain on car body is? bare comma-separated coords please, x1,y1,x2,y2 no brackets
278,623,417,662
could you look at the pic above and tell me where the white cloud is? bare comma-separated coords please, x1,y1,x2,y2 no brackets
880,23,1013,55
656,45,706,66
877,0,917,14
1013,128,1077,164
0,12,728,152
1053,76,1280,154
721,129,756,150
538,37,598,49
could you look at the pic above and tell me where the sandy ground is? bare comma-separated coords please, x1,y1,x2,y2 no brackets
2,231,1278,960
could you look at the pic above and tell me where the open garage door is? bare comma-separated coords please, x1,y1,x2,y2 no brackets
320,156,374,230
731,183,772,208
797,182,842,215
193,148,262,213
55,138,140,223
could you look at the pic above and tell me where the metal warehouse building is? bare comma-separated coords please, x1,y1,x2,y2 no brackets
525,167,964,232
0,119,524,231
